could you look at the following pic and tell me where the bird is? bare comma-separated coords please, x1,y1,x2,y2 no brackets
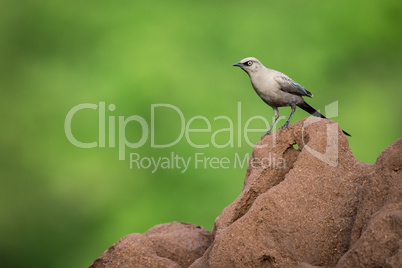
232,57,351,137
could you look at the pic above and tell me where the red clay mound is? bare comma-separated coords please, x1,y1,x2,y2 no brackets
90,118,401,268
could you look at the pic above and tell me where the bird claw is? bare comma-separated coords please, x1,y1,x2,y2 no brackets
261,130,271,138
280,122,289,132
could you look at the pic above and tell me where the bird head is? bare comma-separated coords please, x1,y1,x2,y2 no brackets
232,57,263,74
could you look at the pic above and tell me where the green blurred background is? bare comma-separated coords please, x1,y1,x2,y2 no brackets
1,0,401,267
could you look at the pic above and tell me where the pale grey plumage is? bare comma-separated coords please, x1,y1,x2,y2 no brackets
232,57,351,136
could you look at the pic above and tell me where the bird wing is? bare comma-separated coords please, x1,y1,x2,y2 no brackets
274,75,313,97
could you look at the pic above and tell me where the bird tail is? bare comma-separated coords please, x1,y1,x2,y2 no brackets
298,102,326,119
297,102,351,136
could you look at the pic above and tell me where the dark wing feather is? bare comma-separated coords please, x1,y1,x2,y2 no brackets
274,75,313,97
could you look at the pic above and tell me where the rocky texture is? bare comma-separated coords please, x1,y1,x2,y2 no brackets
89,118,401,268
89,222,212,268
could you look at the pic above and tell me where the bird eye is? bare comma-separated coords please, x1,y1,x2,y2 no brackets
247,61,253,66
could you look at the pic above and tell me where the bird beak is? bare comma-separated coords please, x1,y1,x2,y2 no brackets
232,62,241,67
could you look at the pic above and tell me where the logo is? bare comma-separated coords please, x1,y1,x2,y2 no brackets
64,101,341,172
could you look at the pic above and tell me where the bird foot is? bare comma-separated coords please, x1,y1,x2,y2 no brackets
261,130,272,138
280,122,289,132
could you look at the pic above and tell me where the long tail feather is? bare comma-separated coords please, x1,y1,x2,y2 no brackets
298,102,351,136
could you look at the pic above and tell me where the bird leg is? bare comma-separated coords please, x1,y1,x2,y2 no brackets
280,105,296,131
262,107,279,138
